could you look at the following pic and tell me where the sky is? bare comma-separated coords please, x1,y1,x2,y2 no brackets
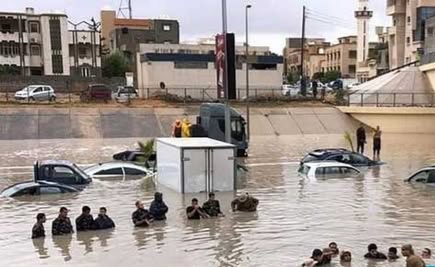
4,0,391,54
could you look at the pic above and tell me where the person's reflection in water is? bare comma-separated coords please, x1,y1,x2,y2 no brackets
52,234,73,262
133,228,149,250
97,229,114,248
151,221,167,252
32,237,49,259
372,165,381,178
76,231,95,255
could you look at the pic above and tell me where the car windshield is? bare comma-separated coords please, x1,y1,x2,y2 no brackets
72,164,91,180
303,154,318,163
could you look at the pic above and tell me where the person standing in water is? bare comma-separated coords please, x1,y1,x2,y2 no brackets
373,126,382,161
356,124,366,154
32,213,46,239
402,244,426,267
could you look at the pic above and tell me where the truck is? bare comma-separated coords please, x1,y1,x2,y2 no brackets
197,103,248,157
33,160,92,187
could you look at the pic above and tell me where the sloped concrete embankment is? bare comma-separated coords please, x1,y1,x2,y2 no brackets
0,107,358,140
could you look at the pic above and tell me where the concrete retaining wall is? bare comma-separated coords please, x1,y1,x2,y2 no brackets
0,107,358,140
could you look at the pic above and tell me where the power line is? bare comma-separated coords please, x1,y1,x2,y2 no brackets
306,15,355,31
306,7,354,25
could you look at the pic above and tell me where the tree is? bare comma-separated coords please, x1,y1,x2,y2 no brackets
286,72,299,84
323,71,341,83
102,50,129,78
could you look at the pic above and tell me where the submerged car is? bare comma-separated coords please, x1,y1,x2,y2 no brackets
1,181,79,197
299,161,362,181
15,85,56,102
405,167,435,183
33,160,92,187
301,148,378,167
84,162,153,179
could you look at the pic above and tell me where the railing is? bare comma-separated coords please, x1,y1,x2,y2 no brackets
347,92,435,107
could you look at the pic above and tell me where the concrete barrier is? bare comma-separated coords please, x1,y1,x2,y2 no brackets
0,106,358,140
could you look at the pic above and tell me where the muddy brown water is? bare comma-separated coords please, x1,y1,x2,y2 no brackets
1,134,435,267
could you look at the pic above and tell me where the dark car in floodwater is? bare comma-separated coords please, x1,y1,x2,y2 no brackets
33,160,92,188
1,181,79,197
301,148,379,167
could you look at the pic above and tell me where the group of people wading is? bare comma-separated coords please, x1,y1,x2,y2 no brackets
31,192,259,238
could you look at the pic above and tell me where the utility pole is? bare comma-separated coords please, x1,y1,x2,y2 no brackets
245,4,252,142
129,0,132,19
222,0,231,144
118,0,133,19
300,5,306,96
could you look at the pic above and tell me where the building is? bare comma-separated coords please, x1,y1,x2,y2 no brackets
355,0,373,81
101,9,179,81
324,36,358,78
0,7,70,76
69,27,101,77
387,0,435,68
284,37,328,78
0,7,102,77
136,43,283,94
422,16,435,64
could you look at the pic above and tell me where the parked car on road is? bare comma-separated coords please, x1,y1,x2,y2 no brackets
298,161,362,181
301,148,379,167
112,86,138,101
405,166,435,183
80,84,112,102
15,85,56,102
1,180,79,198
84,162,153,180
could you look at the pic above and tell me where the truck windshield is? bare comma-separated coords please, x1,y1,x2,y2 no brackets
231,120,245,140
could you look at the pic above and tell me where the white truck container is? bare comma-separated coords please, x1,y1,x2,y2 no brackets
156,138,236,193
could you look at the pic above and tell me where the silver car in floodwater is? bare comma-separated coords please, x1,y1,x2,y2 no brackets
15,85,56,102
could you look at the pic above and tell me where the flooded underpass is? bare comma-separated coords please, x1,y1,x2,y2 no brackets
1,134,435,267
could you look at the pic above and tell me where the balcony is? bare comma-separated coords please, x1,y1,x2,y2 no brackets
387,2,406,15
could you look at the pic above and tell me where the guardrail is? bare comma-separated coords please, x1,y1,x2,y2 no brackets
347,92,435,107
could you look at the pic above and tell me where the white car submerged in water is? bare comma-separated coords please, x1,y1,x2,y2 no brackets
84,162,154,181
298,161,362,181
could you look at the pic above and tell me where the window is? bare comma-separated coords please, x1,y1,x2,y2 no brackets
163,24,171,31
348,50,357,59
428,27,434,36
53,166,75,178
174,61,208,69
39,187,62,194
49,19,62,50
407,16,411,24
95,168,124,175
78,47,87,58
1,24,11,32
30,22,39,33
33,87,43,93
30,45,40,56
124,168,147,175
406,37,411,44
81,67,90,77
340,167,360,176
350,154,369,165
409,170,430,183
52,55,64,74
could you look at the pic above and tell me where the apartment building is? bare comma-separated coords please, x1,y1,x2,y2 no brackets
0,7,102,77
387,0,435,68
0,8,70,76
284,38,329,78
323,36,358,78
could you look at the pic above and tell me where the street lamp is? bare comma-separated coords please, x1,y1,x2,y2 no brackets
245,4,252,142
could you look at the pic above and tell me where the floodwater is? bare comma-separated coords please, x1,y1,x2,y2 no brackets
1,134,435,267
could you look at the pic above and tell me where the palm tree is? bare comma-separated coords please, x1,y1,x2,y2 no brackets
137,139,155,160
344,131,355,152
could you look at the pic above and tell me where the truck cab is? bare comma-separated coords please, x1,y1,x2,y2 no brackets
198,103,248,156
33,160,92,187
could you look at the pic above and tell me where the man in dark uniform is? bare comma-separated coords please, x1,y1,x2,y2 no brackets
186,198,209,220
32,213,46,239
75,206,95,231
202,192,224,217
132,200,154,227
149,192,169,221
356,124,366,154
231,193,259,212
52,207,74,235
94,207,115,230
312,80,318,99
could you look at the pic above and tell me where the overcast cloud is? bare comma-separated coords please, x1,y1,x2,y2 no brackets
4,0,390,54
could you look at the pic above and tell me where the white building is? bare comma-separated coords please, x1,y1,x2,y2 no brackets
0,7,101,77
136,43,284,97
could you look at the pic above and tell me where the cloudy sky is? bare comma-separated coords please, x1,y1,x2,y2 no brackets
5,0,390,54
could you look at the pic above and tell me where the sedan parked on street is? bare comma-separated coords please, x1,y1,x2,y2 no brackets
15,85,56,102
112,86,139,101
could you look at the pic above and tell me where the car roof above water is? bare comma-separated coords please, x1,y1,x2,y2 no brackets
309,148,350,157
303,161,358,169
39,160,75,167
